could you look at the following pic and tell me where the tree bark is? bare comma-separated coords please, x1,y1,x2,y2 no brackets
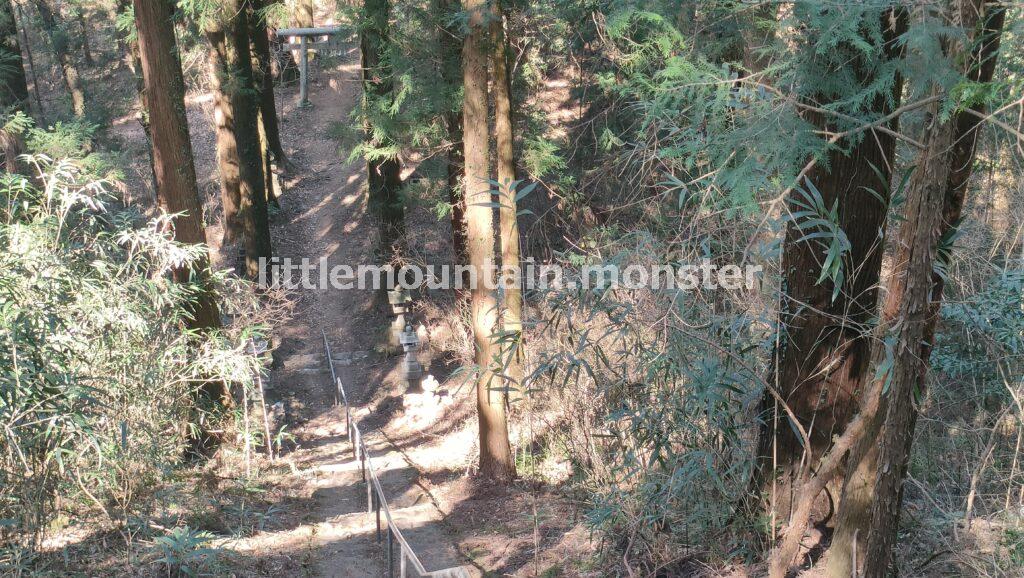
0,0,30,111
491,0,524,398
32,0,85,117
205,25,243,245
464,0,515,482
14,2,44,122
856,3,999,573
249,0,289,168
132,0,223,347
361,0,404,258
435,0,467,271
752,6,906,529
862,91,957,578
114,0,156,195
0,0,29,171
227,0,273,280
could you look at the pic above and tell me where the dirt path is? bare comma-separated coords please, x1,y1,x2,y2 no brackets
217,47,468,578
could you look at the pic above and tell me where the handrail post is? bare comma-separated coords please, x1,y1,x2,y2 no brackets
321,327,469,578
387,528,394,578
368,476,374,516
375,492,382,542
298,35,310,106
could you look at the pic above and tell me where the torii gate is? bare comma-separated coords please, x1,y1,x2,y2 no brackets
275,26,344,107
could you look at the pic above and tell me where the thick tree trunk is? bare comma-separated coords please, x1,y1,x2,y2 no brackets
843,4,1003,578
132,0,222,339
753,7,906,529
435,0,467,270
32,0,85,117
227,0,273,280
134,0,230,453
862,91,958,578
491,0,524,397
361,0,403,258
205,26,243,245
464,0,515,482
249,0,289,168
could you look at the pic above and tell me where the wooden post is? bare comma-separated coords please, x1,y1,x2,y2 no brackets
298,35,309,106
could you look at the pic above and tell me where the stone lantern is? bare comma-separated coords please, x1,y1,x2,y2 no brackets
400,324,423,391
387,287,411,349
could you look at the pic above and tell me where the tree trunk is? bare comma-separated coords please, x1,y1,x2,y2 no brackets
435,0,467,271
205,26,243,245
862,90,958,578
32,0,85,117
361,0,404,258
132,0,223,358
258,112,279,208
464,0,515,482
249,0,289,168
843,2,1003,573
0,0,30,111
227,0,273,280
0,0,29,171
491,0,524,398
14,2,44,122
752,7,906,529
114,0,156,195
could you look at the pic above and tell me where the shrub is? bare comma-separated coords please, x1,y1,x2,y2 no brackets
0,152,262,559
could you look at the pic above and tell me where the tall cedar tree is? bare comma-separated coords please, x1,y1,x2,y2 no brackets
752,6,906,521
227,0,273,280
435,0,467,271
828,10,1007,573
205,19,243,244
491,0,524,398
249,0,288,167
131,0,223,371
361,0,403,257
31,0,85,116
860,2,1006,574
0,0,29,171
464,0,515,482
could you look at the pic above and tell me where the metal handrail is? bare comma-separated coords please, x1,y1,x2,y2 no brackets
321,331,472,578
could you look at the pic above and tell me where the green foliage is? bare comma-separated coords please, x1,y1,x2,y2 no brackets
522,136,567,179
787,179,851,301
150,525,221,577
0,124,266,559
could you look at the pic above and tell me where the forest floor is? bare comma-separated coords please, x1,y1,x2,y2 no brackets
93,36,592,577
